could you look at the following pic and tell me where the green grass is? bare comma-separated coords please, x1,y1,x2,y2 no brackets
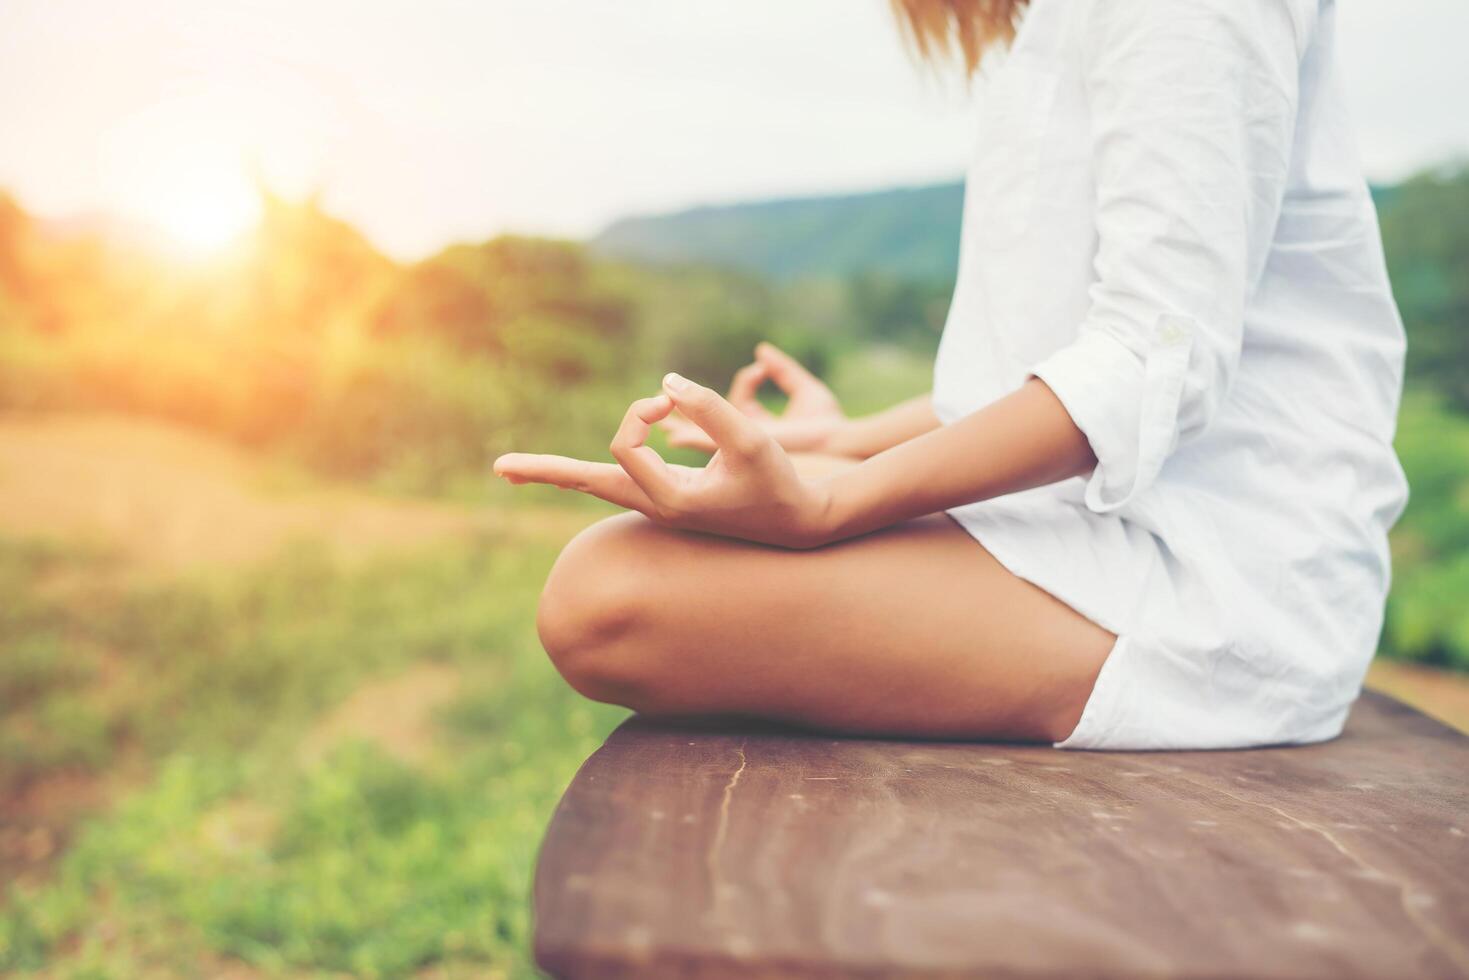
0,530,625,978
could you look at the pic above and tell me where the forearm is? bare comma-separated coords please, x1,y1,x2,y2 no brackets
823,393,940,459
817,379,1095,542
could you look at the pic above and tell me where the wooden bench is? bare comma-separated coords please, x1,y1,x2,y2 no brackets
533,691,1469,978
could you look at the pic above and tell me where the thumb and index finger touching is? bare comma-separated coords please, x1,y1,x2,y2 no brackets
755,342,821,397
664,341,814,438
608,372,765,504
659,373,765,458
496,370,771,513
729,342,818,403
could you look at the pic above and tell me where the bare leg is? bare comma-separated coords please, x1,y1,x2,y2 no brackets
536,501,1114,743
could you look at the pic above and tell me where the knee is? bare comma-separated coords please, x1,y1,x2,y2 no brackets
536,514,661,706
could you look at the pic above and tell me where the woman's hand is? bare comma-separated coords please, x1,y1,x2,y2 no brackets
494,373,834,549
658,342,846,455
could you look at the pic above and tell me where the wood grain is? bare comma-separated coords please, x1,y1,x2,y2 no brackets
533,691,1469,979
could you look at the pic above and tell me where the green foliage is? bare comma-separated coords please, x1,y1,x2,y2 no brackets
1379,166,1469,412
0,194,930,496
0,534,624,977
826,343,935,417
842,272,951,349
1375,171,1469,664
372,237,631,370
1384,393,1469,670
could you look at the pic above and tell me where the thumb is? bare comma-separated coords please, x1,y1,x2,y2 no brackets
661,372,764,457
756,342,821,394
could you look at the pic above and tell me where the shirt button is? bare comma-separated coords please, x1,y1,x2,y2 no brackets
1156,319,1188,346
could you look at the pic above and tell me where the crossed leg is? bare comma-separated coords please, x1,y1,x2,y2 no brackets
536,463,1114,742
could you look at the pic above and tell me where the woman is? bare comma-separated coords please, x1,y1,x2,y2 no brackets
495,0,1408,749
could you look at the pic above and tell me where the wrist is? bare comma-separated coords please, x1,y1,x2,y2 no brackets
803,472,853,548
818,417,863,459
781,477,836,550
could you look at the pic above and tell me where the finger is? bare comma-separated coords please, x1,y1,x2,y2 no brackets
655,412,697,436
657,416,717,452
655,411,704,439
756,341,822,396
661,372,765,458
727,362,772,417
668,432,716,452
493,454,653,512
610,394,681,500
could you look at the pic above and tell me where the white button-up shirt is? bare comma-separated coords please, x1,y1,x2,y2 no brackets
933,0,1408,749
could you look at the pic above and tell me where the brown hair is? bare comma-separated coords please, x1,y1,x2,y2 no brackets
889,0,1029,75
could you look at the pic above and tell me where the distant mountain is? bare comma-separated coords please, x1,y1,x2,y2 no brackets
592,182,965,284
594,180,1407,287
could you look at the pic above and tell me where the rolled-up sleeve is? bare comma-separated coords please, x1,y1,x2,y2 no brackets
1030,0,1306,512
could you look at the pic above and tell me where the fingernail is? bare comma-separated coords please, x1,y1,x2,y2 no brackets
663,372,688,392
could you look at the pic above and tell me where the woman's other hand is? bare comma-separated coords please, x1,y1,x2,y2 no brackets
658,342,846,455
494,373,833,549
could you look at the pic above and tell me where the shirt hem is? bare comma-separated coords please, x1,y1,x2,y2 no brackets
946,508,1133,750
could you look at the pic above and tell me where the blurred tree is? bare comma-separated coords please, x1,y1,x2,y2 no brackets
0,193,33,317
247,191,395,337
1386,394,1469,669
1379,165,1469,412
371,237,630,364
845,271,950,350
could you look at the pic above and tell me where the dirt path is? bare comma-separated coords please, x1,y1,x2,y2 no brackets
1367,659,1469,733
299,662,465,768
0,412,590,571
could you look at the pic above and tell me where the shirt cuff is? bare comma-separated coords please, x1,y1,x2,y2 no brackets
1030,315,1194,513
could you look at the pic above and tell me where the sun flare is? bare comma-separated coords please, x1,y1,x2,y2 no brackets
104,124,264,258
146,165,262,256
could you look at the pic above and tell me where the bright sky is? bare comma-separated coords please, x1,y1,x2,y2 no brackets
1,0,1465,260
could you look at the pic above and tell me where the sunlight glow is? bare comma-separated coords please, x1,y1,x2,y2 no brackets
144,164,261,256
98,97,266,259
